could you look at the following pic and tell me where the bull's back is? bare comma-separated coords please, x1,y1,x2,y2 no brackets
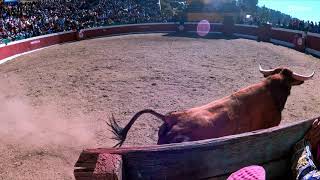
191,83,280,138
158,82,281,144
166,98,237,141
229,83,281,133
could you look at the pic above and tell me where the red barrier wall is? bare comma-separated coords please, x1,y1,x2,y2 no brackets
270,28,304,49
82,23,178,39
183,23,223,33
271,28,301,43
234,24,259,37
270,28,309,52
258,24,272,42
306,33,320,52
211,23,224,33
0,31,76,60
1,23,320,62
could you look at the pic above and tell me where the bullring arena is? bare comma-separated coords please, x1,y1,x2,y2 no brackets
0,23,320,179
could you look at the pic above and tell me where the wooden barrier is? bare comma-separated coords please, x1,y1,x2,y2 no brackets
1,23,320,63
223,16,235,36
0,23,180,62
233,24,259,40
81,23,178,39
258,23,272,42
0,31,76,61
74,117,319,180
306,32,320,57
183,22,223,34
270,28,304,50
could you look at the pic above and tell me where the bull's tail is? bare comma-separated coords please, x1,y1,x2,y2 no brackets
107,109,166,147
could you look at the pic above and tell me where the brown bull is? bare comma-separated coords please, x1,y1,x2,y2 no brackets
108,65,314,147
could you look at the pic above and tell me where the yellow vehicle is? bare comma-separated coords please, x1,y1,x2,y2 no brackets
186,0,240,22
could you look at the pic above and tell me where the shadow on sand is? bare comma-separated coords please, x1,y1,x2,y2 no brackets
163,32,239,40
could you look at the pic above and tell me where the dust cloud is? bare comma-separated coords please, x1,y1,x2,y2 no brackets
0,75,96,148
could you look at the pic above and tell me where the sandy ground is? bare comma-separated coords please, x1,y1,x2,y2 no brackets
0,33,319,179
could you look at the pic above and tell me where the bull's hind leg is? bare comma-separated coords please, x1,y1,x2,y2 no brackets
157,124,192,144
157,123,169,145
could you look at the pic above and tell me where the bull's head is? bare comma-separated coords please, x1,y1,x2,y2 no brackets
259,64,314,86
259,64,315,112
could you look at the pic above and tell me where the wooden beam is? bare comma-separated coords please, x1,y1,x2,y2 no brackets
74,153,122,180
74,116,318,179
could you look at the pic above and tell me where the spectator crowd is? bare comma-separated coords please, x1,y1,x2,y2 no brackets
0,0,165,44
239,16,320,34
279,19,320,33
1,0,320,45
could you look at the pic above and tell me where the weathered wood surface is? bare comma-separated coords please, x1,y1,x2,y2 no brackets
74,153,122,180
74,117,319,180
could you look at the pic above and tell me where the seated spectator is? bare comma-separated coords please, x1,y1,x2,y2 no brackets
292,118,320,179
227,119,320,180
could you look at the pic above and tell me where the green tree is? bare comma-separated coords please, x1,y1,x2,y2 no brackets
160,0,174,17
239,0,258,13
160,0,187,19
257,6,270,23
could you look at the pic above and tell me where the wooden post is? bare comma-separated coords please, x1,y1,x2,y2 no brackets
258,23,272,42
74,152,122,180
294,33,306,52
223,16,234,36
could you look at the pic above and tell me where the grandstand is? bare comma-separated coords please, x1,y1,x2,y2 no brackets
0,0,164,44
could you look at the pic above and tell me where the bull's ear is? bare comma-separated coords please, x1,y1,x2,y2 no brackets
280,69,304,86
291,80,304,86
262,71,276,78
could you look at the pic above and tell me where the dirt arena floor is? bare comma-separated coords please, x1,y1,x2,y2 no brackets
0,33,319,179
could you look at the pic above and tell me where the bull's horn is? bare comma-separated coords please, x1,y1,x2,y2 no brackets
259,64,276,76
293,71,315,81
